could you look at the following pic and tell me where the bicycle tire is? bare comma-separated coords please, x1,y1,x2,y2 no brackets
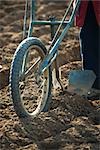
10,37,52,118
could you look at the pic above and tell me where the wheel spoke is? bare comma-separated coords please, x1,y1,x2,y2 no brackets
21,57,41,80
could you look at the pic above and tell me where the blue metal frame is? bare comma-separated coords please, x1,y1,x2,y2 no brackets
24,0,81,75
38,0,81,75
28,0,72,37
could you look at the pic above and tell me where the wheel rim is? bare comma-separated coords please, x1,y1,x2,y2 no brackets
18,45,50,116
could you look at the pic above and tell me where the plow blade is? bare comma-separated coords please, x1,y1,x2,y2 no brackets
67,70,96,95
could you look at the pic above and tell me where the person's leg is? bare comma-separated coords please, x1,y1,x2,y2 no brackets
80,1,100,90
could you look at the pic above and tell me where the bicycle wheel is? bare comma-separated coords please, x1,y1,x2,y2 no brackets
10,37,52,118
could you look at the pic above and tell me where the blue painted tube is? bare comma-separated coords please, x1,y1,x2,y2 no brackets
39,0,81,75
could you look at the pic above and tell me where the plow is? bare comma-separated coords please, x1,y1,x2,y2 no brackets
9,0,96,119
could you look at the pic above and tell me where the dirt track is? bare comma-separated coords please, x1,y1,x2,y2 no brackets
0,1,100,150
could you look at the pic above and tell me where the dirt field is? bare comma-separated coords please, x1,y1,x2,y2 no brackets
0,1,100,150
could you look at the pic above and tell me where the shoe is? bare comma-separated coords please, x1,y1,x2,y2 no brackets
86,88,100,100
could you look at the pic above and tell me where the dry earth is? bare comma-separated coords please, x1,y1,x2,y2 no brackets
0,1,100,150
